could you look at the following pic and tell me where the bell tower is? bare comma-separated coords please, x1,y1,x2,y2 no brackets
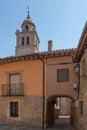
15,9,40,56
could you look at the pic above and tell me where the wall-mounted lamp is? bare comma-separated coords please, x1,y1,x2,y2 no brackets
73,83,78,89
74,64,80,74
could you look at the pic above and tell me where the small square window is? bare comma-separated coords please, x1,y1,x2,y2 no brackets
57,68,69,82
10,102,18,117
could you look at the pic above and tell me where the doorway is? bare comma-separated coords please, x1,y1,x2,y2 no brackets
46,95,74,128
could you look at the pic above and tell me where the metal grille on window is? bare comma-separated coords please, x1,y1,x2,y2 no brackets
10,102,18,117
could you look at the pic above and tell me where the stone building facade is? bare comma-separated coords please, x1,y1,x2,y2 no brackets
71,21,87,130
15,11,40,56
0,10,87,129
0,59,43,127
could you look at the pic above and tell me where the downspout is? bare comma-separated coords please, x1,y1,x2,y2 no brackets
40,59,45,129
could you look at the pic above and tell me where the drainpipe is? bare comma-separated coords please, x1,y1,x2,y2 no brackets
40,59,45,129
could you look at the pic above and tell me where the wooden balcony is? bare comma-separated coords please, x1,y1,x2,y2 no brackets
1,83,24,96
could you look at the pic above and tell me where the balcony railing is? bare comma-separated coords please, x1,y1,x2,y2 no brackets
1,83,24,96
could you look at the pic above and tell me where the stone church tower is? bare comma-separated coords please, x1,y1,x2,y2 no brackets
15,10,40,56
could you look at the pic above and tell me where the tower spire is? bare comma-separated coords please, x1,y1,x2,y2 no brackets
15,6,40,56
27,6,30,19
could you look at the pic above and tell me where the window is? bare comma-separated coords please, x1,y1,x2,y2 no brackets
25,25,28,32
27,37,30,45
80,101,83,115
22,37,24,45
9,73,21,96
10,102,18,117
57,68,69,82
82,58,86,76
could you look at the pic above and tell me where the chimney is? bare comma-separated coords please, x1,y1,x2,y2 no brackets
48,40,53,52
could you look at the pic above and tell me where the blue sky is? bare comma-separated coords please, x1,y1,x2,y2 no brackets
0,0,87,57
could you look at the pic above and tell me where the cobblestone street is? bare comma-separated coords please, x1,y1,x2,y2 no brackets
0,118,76,130
47,117,76,130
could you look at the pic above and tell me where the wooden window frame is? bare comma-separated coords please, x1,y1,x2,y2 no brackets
9,73,21,84
6,70,23,85
10,102,18,117
57,68,69,82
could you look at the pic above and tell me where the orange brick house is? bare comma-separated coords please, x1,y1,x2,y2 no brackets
0,10,87,130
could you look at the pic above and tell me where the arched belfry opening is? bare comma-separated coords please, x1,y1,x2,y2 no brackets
46,95,75,128
15,9,40,56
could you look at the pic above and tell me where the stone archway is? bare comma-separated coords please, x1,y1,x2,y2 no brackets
46,94,75,127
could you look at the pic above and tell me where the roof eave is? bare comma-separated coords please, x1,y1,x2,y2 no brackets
74,21,87,61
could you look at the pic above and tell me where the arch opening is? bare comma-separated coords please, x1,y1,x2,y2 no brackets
46,95,75,128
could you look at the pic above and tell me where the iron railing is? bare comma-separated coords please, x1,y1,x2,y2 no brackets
1,83,24,96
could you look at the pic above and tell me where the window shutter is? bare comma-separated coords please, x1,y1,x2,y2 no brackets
57,68,69,82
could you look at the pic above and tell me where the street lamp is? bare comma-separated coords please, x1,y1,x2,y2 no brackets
74,63,80,98
74,64,80,74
